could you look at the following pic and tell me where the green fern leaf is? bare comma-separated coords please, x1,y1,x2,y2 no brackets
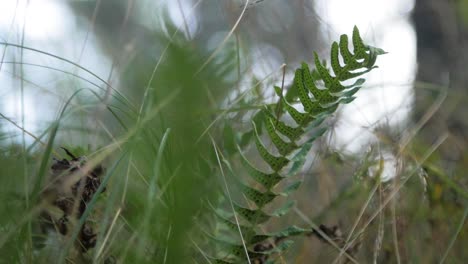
352,25,368,59
209,236,263,260
270,200,295,217
253,122,289,171
233,203,270,224
301,63,338,104
314,52,345,93
249,226,311,245
212,26,386,263
280,181,302,196
260,240,294,255
330,41,344,76
265,118,297,155
267,117,304,141
240,182,277,208
213,208,254,238
294,68,315,112
281,97,313,126
239,149,284,189
339,34,359,69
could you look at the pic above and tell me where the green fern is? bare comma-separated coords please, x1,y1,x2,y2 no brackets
210,26,386,263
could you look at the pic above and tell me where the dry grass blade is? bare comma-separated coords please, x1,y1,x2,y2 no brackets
294,207,359,264
211,136,251,264
333,133,448,263
194,0,250,75
439,206,468,264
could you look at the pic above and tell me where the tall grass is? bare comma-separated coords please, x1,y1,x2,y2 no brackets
0,2,467,264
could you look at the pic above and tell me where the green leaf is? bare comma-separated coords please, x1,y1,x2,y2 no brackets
271,200,295,217
253,122,289,171
223,124,237,155
233,203,270,224
274,85,282,97
339,68,373,81
305,114,328,128
352,25,367,59
282,97,313,126
270,225,311,239
213,208,254,238
285,81,299,101
330,41,344,76
302,63,337,105
365,45,386,69
314,52,345,93
249,234,271,244
268,117,304,142
252,110,267,133
339,34,358,69
239,148,284,190
210,26,386,261
294,68,315,112
204,229,266,261
287,127,326,176
240,182,277,208
249,226,312,245
370,45,387,55
340,86,361,98
287,141,313,176
280,181,302,196
338,96,356,104
239,130,254,148
265,118,297,156
261,239,294,254
344,78,365,89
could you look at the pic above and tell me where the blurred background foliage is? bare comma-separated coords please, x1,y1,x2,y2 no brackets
0,0,467,263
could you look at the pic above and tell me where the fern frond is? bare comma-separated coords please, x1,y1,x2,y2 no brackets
210,26,385,263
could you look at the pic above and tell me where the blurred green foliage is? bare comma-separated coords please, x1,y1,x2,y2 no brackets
0,1,467,263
